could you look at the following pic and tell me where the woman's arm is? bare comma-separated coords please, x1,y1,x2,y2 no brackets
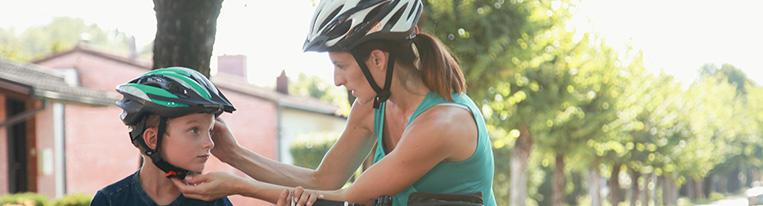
176,105,478,205
296,105,480,203
171,172,298,203
213,99,377,189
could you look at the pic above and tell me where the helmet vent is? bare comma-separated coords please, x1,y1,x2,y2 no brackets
407,1,421,21
384,4,408,31
320,5,344,33
327,20,352,39
362,1,389,25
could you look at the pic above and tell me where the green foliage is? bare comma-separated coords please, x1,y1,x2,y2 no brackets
0,193,49,206
0,17,139,63
50,194,91,206
289,73,334,101
420,0,531,100
289,132,338,169
421,0,763,204
421,0,627,204
701,64,754,95
289,73,351,116
0,193,92,206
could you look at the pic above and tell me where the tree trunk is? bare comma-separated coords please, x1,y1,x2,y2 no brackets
588,165,602,206
553,153,566,206
630,170,641,206
653,174,661,206
152,0,223,76
608,163,624,206
510,124,533,206
685,178,696,200
695,177,705,199
662,174,678,206
729,168,741,193
746,167,754,188
641,174,651,206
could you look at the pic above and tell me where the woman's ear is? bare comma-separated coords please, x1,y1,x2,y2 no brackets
142,128,158,150
367,49,388,71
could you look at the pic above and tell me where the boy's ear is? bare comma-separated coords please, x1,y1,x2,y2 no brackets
142,128,158,150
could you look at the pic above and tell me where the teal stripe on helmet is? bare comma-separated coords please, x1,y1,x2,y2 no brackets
128,83,179,99
125,84,190,107
145,66,192,76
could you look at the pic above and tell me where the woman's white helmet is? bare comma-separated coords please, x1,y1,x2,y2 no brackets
303,0,423,52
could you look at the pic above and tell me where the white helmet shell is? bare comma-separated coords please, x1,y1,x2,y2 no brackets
303,0,423,52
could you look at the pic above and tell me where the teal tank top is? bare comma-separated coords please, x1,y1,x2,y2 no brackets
372,92,496,206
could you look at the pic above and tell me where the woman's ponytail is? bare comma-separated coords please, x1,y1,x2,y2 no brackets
413,32,466,100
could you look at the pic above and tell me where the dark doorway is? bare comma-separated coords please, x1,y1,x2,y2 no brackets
6,98,28,193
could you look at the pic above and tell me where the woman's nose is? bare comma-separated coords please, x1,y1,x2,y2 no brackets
334,71,345,86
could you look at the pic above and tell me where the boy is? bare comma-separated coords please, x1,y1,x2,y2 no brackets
91,67,236,206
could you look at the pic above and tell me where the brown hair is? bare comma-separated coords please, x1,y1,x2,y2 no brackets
351,32,466,100
129,114,161,131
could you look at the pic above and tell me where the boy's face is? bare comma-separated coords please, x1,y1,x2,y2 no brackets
161,113,216,173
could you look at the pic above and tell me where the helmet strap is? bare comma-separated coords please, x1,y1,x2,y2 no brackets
353,53,395,109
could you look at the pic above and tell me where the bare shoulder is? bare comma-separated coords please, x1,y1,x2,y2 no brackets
413,104,475,132
404,104,478,160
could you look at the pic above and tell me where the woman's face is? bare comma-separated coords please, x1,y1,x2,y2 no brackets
329,51,387,104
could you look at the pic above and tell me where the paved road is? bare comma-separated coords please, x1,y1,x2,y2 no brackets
696,196,748,206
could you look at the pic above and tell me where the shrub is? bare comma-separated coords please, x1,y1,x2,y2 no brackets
0,193,49,206
51,194,91,206
289,132,339,169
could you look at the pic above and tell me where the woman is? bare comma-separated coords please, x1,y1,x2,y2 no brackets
172,0,496,205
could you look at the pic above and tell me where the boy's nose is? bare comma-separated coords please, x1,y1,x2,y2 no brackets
203,134,215,149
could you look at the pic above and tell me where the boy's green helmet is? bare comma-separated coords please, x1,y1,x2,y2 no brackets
115,67,235,179
116,66,235,125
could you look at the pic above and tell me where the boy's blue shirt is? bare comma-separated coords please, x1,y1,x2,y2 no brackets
91,172,233,206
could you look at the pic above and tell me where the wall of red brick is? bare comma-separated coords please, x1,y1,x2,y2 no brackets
37,51,280,205
34,103,56,197
0,95,7,195
64,104,139,195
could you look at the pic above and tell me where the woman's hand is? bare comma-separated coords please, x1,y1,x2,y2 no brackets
289,186,323,206
210,118,240,161
275,190,290,206
170,172,244,201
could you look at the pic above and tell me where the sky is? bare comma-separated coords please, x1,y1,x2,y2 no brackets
569,0,763,85
1,0,761,87
0,0,333,88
